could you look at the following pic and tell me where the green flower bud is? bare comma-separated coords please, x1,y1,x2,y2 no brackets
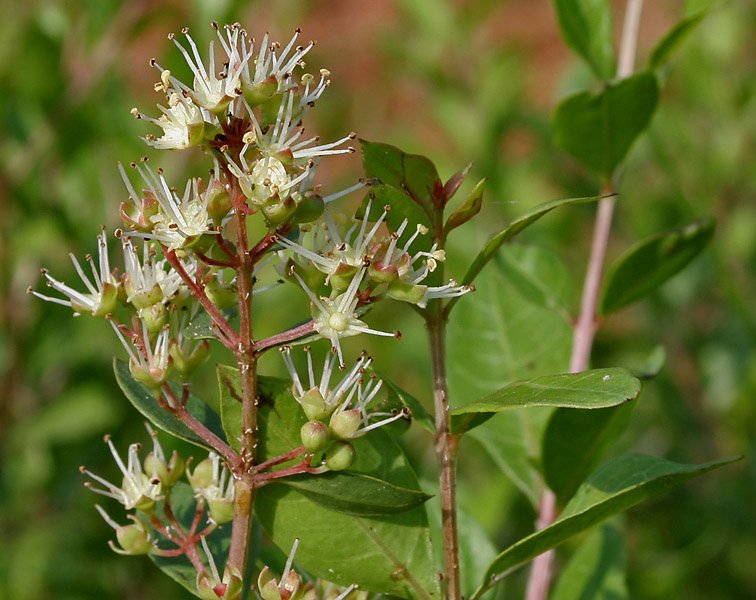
368,261,399,285
206,275,238,309
262,196,297,227
138,303,168,336
125,280,164,309
114,522,152,555
444,177,485,231
208,497,235,525
329,409,361,440
170,339,210,377
386,280,428,305
206,181,232,222
329,264,359,294
188,457,214,490
324,441,355,471
243,75,278,107
299,388,328,421
258,567,282,600
144,449,184,487
300,420,331,453
129,358,170,390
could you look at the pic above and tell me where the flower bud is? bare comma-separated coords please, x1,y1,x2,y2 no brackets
170,339,210,377
208,497,235,525
206,275,238,309
329,409,361,439
386,281,428,305
262,196,297,227
129,357,170,390
188,457,214,490
205,181,232,222
324,441,355,471
299,388,328,421
328,264,359,294
144,449,184,488
114,521,153,555
300,420,331,453
258,567,282,600
138,302,168,335
243,75,278,107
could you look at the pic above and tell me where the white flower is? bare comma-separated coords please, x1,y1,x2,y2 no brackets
291,266,396,365
278,200,387,282
162,27,246,113
31,228,118,317
124,162,217,250
241,29,314,101
112,318,172,389
81,433,163,511
132,90,207,150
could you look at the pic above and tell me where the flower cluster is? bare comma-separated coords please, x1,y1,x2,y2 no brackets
31,21,476,599
282,346,409,470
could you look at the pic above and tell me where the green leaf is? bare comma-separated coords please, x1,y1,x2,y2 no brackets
455,195,598,298
277,472,431,517
494,245,575,318
113,359,227,450
450,368,640,434
217,364,243,452
551,0,615,80
550,522,628,600
472,454,738,598
542,403,635,504
360,139,442,218
444,177,486,232
468,416,541,507
649,11,708,71
552,72,659,179
252,376,439,598
380,373,436,433
185,307,238,340
600,218,715,314
367,183,434,253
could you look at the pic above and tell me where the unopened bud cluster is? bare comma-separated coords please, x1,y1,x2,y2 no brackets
283,347,409,470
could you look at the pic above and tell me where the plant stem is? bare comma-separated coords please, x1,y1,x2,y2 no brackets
228,180,259,574
427,310,461,600
525,2,643,598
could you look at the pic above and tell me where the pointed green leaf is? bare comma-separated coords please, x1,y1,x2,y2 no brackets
494,245,575,318
468,415,541,507
113,358,227,450
454,195,599,298
444,177,486,232
217,364,243,452
254,377,439,598
649,11,709,71
551,0,615,80
553,72,659,179
360,139,441,218
366,182,434,252
380,372,436,433
450,368,640,434
472,454,739,599
550,522,628,600
600,218,715,314
542,403,635,504
277,472,431,517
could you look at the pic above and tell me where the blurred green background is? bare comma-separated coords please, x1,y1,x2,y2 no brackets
1,0,754,598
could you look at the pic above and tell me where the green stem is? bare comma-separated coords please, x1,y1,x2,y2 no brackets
427,308,461,600
227,180,258,575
